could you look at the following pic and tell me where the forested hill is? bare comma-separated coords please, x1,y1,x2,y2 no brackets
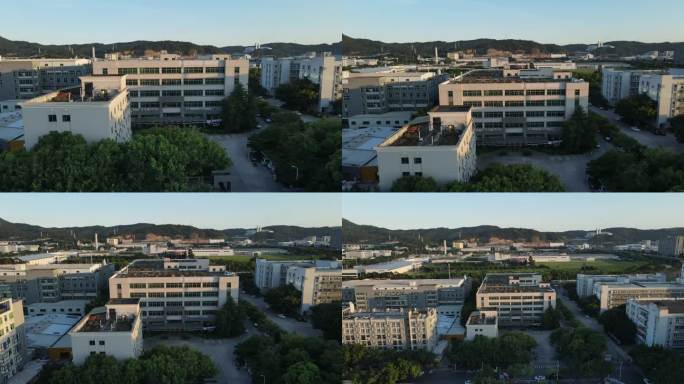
342,35,684,59
342,219,684,246
0,217,340,243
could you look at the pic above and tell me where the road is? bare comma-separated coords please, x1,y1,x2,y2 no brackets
478,145,612,192
557,288,644,384
239,293,322,337
145,331,254,384
590,106,684,152
413,368,473,384
206,128,285,192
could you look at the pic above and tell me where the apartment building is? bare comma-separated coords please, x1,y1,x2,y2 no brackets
342,278,471,317
476,273,556,326
92,52,248,127
465,310,498,340
0,262,114,305
576,273,667,298
375,106,477,190
595,282,684,312
659,235,684,257
341,304,438,351
109,258,239,331
0,58,91,101
626,299,684,349
438,68,589,146
285,265,342,314
70,299,143,365
0,298,27,383
20,75,131,149
343,68,447,117
261,54,342,112
639,70,684,127
601,68,656,105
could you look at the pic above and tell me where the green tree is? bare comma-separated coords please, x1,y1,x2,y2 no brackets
561,107,598,154
542,307,561,330
215,297,246,337
615,94,658,129
221,82,258,133
671,115,684,143
310,302,341,341
550,326,612,377
275,78,320,114
282,361,321,384
458,164,565,192
598,305,636,344
390,175,439,192
263,284,302,316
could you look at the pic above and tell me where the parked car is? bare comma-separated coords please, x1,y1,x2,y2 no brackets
277,314,286,319
534,375,546,382
631,126,641,132
654,129,667,136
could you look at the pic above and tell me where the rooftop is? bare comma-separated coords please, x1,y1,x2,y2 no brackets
450,69,579,84
343,278,467,289
467,312,497,325
116,259,230,278
388,121,465,147
25,313,82,349
78,310,134,333
0,111,23,142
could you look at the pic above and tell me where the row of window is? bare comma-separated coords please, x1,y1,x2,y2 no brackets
129,89,225,98
110,66,240,75
129,291,218,298
126,78,226,86
459,89,566,97
129,282,218,289
141,301,219,307
470,110,566,118
133,100,223,109
475,121,565,129
463,100,566,108
48,114,70,123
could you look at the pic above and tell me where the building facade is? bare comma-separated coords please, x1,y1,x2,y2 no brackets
261,54,342,112
465,310,498,340
476,273,556,326
285,265,342,314
109,259,239,331
0,58,91,101
626,299,684,349
70,299,143,365
639,70,684,127
438,68,589,146
601,68,651,105
0,299,27,383
659,235,684,257
20,75,131,149
576,273,667,298
595,282,684,312
92,52,248,127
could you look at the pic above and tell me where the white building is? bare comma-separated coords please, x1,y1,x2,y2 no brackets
0,298,27,383
601,68,656,106
576,273,667,298
639,70,684,127
70,299,143,365
626,299,684,349
261,54,342,112
438,68,589,146
465,310,498,340
355,258,426,275
376,106,477,190
93,52,248,127
109,258,239,331
476,273,556,326
20,75,131,149
343,249,394,260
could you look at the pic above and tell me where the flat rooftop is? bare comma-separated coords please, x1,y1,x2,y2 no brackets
25,313,82,349
389,122,466,147
343,278,467,289
116,259,230,278
78,311,134,333
479,273,552,294
451,69,577,84
467,312,497,325
0,111,24,142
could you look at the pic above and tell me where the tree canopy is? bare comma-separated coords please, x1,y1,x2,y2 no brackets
550,326,612,377
310,302,342,341
615,94,657,129
631,345,684,384
561,107,598,154
0,128,230,192
214,297,246,338
263,284,302,317
598,305,636,345
343,344,435,384
449,332,537,371
221,82,258,133
275,78,320,115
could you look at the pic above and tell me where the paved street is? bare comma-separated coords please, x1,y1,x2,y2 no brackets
145,331,254,384
413,368,473,384
557,288,644,384
590,106,684,152
206,129,285,192
239,293,322,337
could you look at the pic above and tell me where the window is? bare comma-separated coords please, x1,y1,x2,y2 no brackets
463,101,482,107
140,102,160,109
162,90,182,97
130,91,139,97
48,114,57,122
118,68,138,75
205,89,225,96
140,67,160,74
547,100,565,107
166,283,182,288
161,67,182,74
547,89,564,96
99,340,105,345
139,90,159,97
484,90,503,96
414,158,422,164
102,69,108,75
526,89,546,96
89,340,95,346
185,282,201,288
162,102,181,108
505,111,524,118
205,78,224,85
484,111,503,118
463,90,482,97
472,112,483,118
184,101,203,108
526,100,545,107
205,100,222,107
184,90,203,97
130,283,146,289
402,172,410,177
184,79,203,85
184,67,204,74
526,111,545,117
202,282,219,288
234,67,240,74
126,79,139,86
547,111,566,117
401,157,409,164
205,67,223,73
505,100,524,107
162,79,182,86
484,101,503,107
140,79,160,86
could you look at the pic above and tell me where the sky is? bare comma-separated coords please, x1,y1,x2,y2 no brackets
0,194,341,229
343,194,684,232
0,0,341,46
343,0,684,45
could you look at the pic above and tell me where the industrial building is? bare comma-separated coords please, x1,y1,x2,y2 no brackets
476,273,556,326
626,299,684,349
109,258,239,331
576,273,667,298
92,52,248,127
0,57,92,101
437,67,589,146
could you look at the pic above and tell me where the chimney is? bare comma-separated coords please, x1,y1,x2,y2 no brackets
92,46,96,60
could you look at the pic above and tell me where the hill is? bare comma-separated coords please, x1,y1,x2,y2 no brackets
0,217,340,243
342,219,684,246
342,35,684,60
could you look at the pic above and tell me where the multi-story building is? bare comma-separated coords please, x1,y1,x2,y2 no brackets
601,68,657,105
576,273,667,298
438,68,589,146
659,235,684,257
20,75,131,149
261,54,342,113
341,303,438,351
0,262,114,305
639,70,684,127
0,298,27,383
0,58,92,101
476,273,556,326
92,52,248,127
626,299,684,349
343,68,447,117
595,282,684,312
342,278,471,317
109,258,239,331
375,106,477,190
69,299,143,365
285,264,342,314
465,310,498,340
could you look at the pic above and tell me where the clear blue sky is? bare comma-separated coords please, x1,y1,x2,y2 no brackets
0,194,341,229
344,0,684,44
1,0,341,46
343,194,684,232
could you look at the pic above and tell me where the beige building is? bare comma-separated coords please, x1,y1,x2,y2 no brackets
342,304,438,351
0,58,91,101
0,298,27,383
93,52,248,127
639,70,684,127
20,74,131,149
595,282,684,312
70,299,143,365
476,273,556,326
109,258,239,331
438,68,589,146
375,106,477,190
465,310,498,340
286,265,342,314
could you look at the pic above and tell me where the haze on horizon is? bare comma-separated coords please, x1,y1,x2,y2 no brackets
343,194,684,232
343,0,684,45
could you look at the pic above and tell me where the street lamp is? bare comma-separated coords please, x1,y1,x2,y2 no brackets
260,374,266,384
290,165,299,181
